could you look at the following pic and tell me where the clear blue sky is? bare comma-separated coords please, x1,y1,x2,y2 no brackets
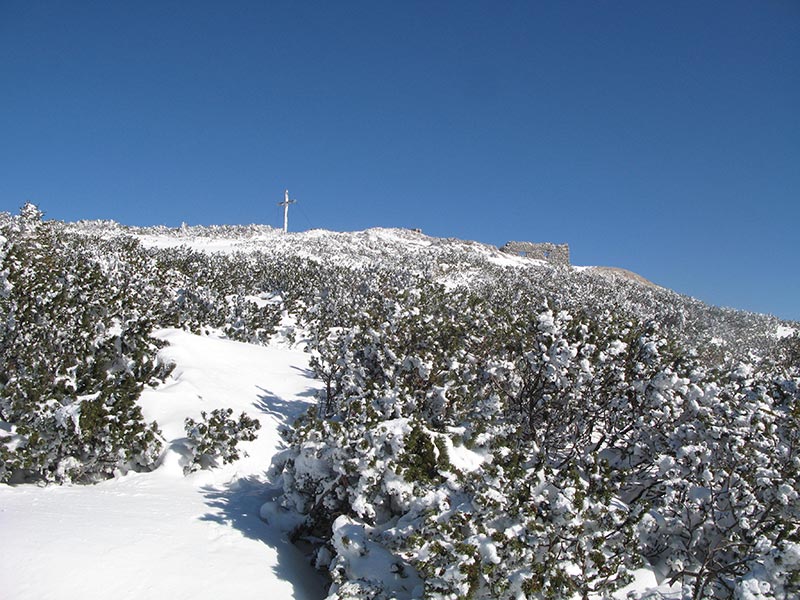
1,1,798,320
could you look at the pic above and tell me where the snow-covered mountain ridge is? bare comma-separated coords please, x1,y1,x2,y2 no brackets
64,218,798,351
68,220,544,268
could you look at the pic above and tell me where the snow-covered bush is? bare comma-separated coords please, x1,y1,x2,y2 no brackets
152,247,283,341
0,207,167,483
182,408,260,474
3,207,797,596
273,268,800,599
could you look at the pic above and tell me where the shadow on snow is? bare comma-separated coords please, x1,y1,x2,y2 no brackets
199,477,326,600
198,381,324,599
253,385,318,426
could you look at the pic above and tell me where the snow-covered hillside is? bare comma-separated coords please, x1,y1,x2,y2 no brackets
65,219,795,347
2,211,798,600
0,323,678,600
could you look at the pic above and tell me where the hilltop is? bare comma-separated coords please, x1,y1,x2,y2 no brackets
64,218,797,358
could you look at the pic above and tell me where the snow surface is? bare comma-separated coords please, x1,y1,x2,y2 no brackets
0,329,326,600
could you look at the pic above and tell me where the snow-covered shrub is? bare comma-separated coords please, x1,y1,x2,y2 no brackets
274,267,800,599
629,363,800,599
0,207,167,483
152,247,282,341
182,408,260,474
4,207,797,595
274,283,644,597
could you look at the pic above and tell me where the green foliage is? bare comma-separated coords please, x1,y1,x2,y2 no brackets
399,425,447,484
183,408,260,474
275,261,800,599
0,209,168,482
3,209,798,597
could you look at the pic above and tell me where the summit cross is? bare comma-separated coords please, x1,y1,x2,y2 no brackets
278,189,296,233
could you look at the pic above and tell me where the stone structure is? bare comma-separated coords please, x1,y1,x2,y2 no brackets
500,241,570,266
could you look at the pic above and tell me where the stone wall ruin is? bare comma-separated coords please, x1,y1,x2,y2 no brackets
500,241,570,266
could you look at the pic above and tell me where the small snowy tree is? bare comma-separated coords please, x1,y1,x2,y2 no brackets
183,408,260,474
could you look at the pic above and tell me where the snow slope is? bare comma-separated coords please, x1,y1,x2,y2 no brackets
3,221,794,599
0,329,326,600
